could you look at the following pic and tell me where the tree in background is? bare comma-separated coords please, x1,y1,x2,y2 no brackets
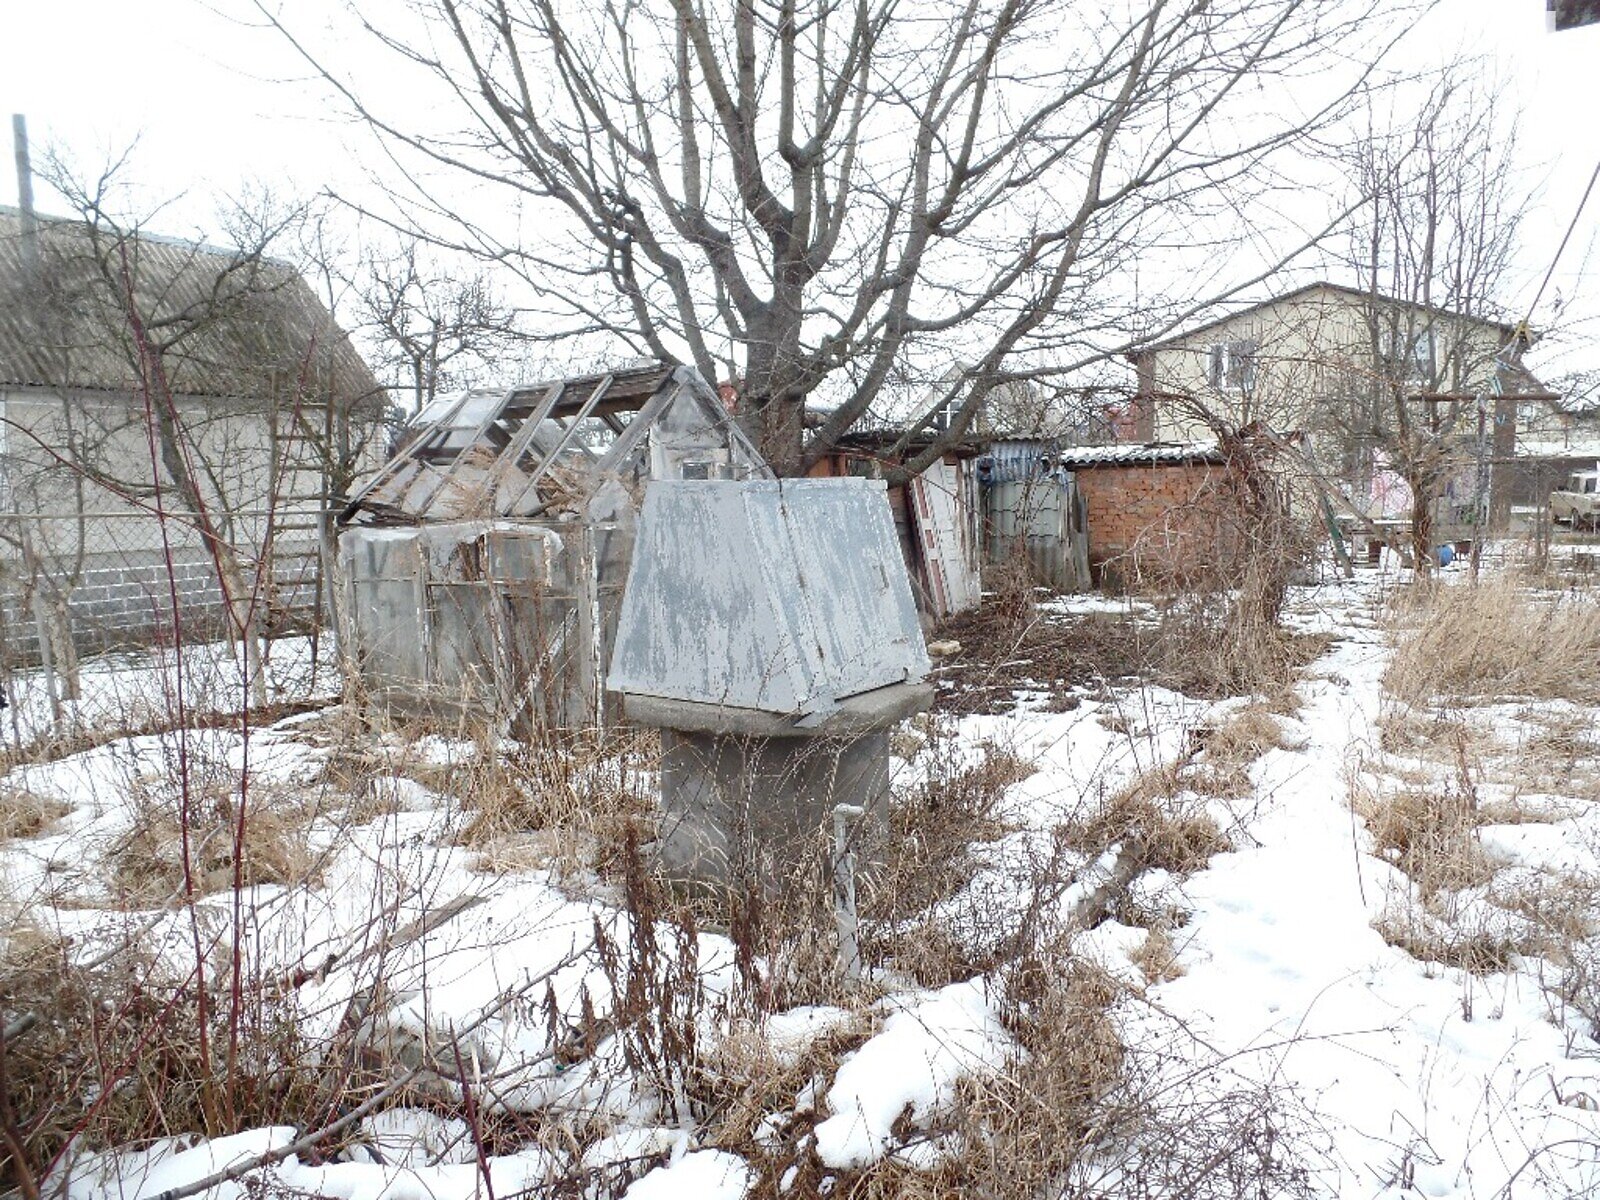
259,0,1412,476
349,239,522,416
1333,82,1528,568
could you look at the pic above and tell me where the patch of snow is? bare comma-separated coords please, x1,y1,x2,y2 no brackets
814,978,1013,1170
621,1149,753,1200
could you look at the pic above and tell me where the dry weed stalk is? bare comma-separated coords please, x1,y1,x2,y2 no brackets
1385,575,1600,706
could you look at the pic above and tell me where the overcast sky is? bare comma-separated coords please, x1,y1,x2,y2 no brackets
1,0,1597,386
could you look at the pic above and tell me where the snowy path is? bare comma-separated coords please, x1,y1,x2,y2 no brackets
1156,584,1600,1199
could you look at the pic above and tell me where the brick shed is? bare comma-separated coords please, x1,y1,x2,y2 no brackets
1054,442,1236,587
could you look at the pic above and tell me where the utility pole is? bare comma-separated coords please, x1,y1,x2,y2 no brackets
11,114,39,273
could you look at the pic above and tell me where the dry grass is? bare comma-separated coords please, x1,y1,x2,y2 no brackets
1066,768,1231,878
1386,575,1600,706
0,786,69,840
1375,915,1520,975
108,780,321,904
701,1012,870,1158
0,929,322,1193
1131,923,1187,984
442,727,658,879
1360,785,1492,900
1202,704,1292,764
871,740,1033,927
813,948,1317,1200
1151,594,1330,700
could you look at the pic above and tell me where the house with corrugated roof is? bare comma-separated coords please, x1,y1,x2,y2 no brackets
0,205,385,669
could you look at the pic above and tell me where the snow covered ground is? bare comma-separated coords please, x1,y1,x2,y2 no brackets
1,634,338,751
6,568,1600,1198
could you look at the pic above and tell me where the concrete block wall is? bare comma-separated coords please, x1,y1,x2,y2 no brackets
0,540,322,665
1073,462,1241,587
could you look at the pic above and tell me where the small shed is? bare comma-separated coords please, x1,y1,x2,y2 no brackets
337,364,771,727
1048,441,1231,587
806,432,984,621
976,439,1093,592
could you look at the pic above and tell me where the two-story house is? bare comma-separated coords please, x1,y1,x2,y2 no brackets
1125,281,1562,531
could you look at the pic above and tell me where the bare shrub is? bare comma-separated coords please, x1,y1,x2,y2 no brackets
983,558,1039,632
875,739,1031,919
864,736,1033,985
1385,576,1600,706
590,834,706,1124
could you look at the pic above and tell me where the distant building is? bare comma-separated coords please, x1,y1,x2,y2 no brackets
0,206,385,664
1125,281,1568,529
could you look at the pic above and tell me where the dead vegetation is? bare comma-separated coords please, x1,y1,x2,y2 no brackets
403,725,660,880
0,929,321,1195
1369,571,1600,982
1385,575,1600,706
872,737,1032,923
108,779,322,904
1360,784,1493,900
0,787,68,841
932,593,1327,717
1064,769,1231,878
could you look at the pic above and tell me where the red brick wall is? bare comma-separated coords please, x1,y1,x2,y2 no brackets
1074,462,1240,587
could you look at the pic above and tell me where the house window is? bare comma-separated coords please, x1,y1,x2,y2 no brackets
1208,340,1257,391
1384,327,1436,382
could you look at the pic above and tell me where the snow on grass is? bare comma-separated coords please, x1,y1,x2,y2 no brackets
1,634,338,751
1148,577,1600,1197
622,1149,754,1199
18,568,1600,1198
814,978,1012,1170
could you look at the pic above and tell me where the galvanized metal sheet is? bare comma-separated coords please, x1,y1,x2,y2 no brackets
607,479,929,716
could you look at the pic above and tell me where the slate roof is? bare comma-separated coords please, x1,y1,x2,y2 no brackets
1051,440,1224,468
0,206,381,404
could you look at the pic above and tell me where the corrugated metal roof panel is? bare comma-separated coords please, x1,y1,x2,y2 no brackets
1051,441,1223,468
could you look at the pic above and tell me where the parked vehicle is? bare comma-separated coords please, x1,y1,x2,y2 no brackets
1551,467,1600,530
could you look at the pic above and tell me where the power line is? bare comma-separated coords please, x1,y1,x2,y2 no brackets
1523,157,1600,333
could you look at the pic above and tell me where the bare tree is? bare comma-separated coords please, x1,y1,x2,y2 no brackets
255,0,1414,475
349,239,522,415
1331,82,1528,567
